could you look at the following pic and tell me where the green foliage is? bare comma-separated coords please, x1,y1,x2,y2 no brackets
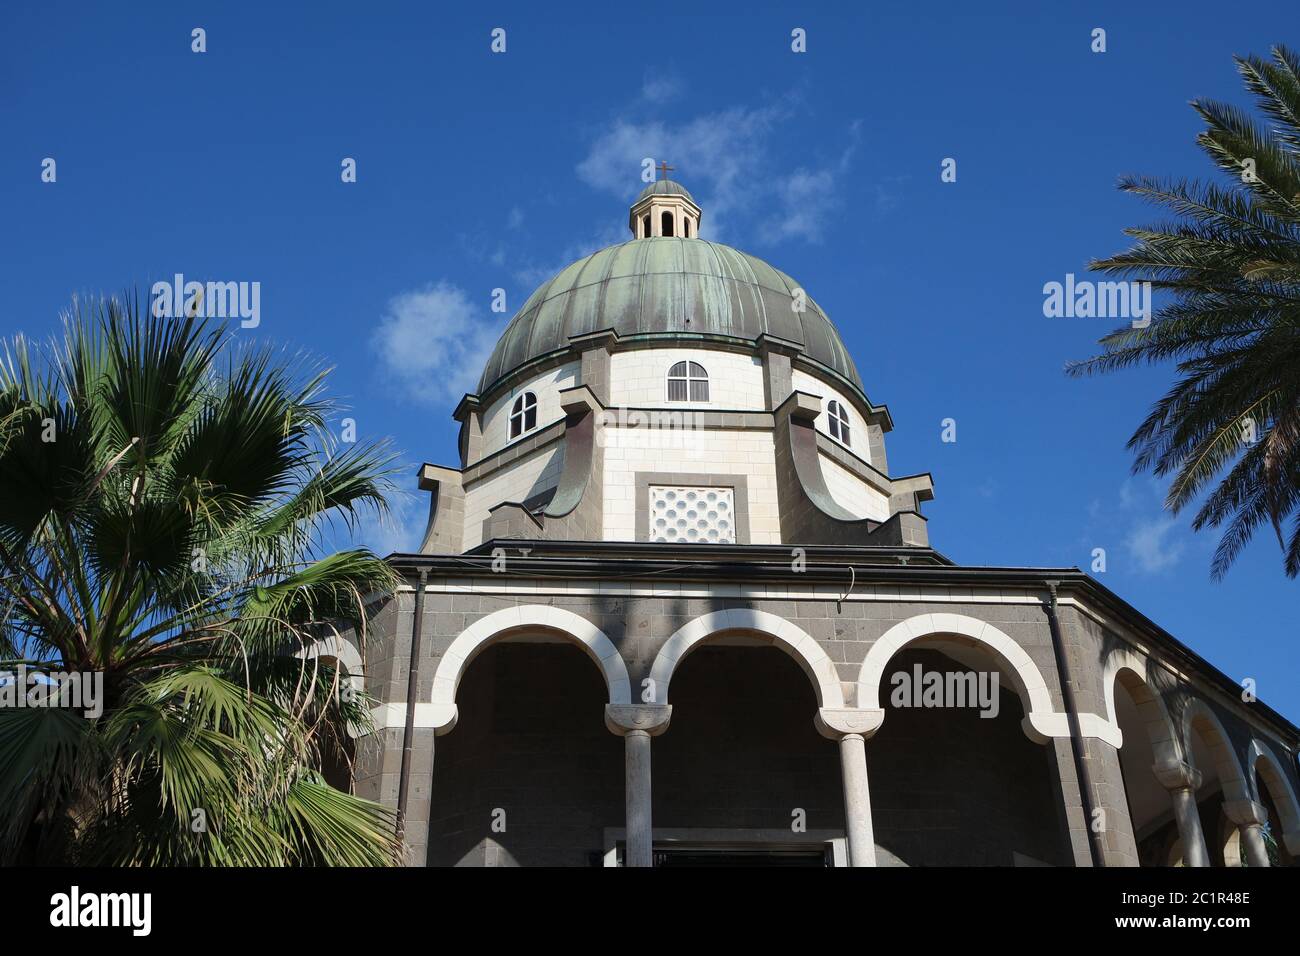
0,294,402,865
1069,45,1300,579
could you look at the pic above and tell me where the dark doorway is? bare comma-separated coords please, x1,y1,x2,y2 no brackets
653,844,830,867
428,642,623,866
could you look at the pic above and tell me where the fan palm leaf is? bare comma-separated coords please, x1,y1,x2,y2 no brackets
1069,44,1300,579
0,293,402,865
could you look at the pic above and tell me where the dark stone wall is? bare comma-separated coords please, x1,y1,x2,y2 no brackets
652,646,844,831
868,649,1073,866
427,643,623,866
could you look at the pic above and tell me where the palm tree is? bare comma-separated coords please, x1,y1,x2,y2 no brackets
0,294,403,865
1068,45,1300,579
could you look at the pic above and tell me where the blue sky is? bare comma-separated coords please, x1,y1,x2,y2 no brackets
2,1,1297,721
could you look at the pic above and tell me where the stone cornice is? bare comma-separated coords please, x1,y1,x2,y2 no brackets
603,407,775,430
384,546,1300,744
452,392,481,424
788,353,892,430
417,462,461,490
813,431,934,503
461,418,566,486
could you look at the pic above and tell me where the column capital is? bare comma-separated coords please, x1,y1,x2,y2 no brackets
605,704,672,737
1152,759,1203,793
1222,799,1269,828
816,707,885,740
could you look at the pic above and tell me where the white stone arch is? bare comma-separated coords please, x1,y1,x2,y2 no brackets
855,613,1062,743
296,632,365,696
296,632,366,739
429,604,631,734
1101,646,1180,766
648,608,845,708
1181,698,1251,804
1247,739,1300,841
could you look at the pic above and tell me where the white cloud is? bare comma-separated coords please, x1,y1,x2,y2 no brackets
641,69,684,104
359,487,422,557
1118,479,1141,511
765,166,837,243
453,85,865,302
1125,517,1186,574
575,95,860,245
370,282,505,404
1079,477,1191,574
764,121,861,243
1103,478,1187,574
872,176,906,214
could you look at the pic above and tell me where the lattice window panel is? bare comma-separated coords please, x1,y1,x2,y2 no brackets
649,486,734,543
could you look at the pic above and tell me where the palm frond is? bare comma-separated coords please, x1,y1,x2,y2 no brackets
0,294,401,865
1072,44,1300,580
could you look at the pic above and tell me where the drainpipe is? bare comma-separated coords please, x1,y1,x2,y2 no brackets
1044,579,1106,868
395,568,429,844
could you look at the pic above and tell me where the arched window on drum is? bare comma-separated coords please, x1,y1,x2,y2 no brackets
826,399,851,447
666,361,709,402
509,391,538,439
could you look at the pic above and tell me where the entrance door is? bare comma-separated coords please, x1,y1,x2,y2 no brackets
652,843,832,867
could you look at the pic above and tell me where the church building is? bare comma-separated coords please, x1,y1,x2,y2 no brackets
335,177,1300,866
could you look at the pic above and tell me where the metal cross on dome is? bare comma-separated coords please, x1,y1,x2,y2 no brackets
655,161,675,181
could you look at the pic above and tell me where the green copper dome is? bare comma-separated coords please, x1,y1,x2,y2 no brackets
478,237,863,397
635,179,695,202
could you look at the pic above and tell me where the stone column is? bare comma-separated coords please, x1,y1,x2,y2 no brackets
606,705,672,868
1154,761,1210,867
1223,800,1271,868
624,731,653,867
818,708,884,867
837,733,877,867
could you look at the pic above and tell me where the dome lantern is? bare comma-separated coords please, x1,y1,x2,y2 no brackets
629,164,702,239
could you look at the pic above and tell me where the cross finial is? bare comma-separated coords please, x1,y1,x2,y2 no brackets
655,161,675,181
